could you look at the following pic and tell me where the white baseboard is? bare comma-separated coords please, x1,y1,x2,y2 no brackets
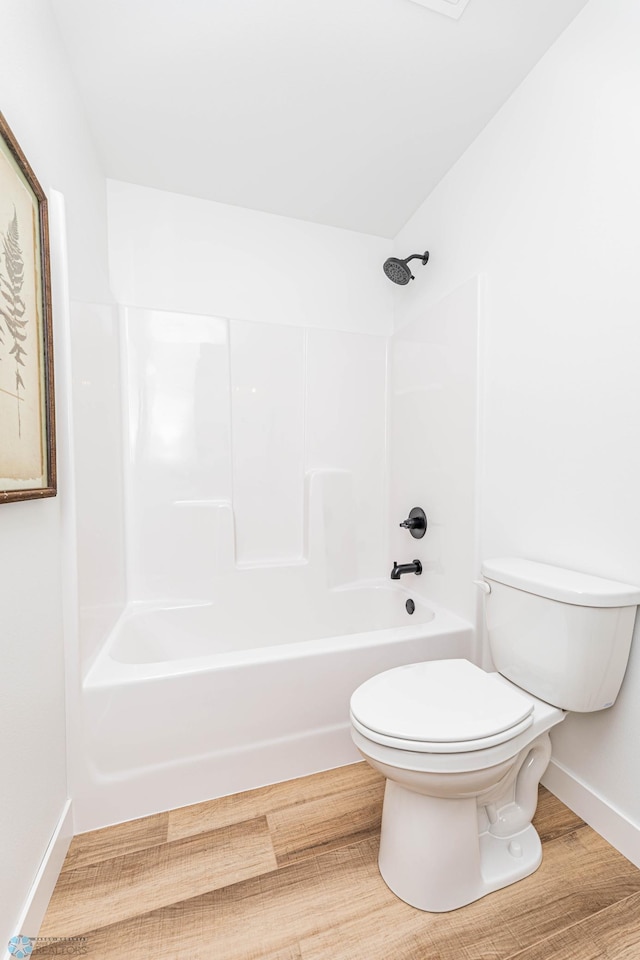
542,759,640,868
5,800,73,959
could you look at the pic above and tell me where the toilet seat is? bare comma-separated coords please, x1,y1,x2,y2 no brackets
350,659,535,754
350,711,534,753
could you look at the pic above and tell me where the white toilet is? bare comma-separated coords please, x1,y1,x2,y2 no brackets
350,558,640,912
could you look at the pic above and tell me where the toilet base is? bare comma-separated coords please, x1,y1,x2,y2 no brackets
378,779,543,912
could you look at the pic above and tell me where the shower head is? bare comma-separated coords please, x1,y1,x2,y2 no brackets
383,251,429,285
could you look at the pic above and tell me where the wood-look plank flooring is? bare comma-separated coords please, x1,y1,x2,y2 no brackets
34,762,640,959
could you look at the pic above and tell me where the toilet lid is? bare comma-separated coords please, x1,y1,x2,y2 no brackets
350,659,534,745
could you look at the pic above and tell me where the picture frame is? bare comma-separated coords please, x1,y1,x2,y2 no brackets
0,111,56,503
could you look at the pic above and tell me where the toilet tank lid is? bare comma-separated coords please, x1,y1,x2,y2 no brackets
482,558,640,607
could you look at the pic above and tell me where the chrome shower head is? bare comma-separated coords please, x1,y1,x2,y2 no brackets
383,250,429,285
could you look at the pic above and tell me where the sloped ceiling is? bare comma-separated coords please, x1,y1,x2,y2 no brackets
51,0,589,237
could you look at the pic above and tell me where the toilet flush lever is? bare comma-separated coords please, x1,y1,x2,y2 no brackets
473,579,491,595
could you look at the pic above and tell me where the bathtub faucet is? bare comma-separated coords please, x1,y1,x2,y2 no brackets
391,559,423,580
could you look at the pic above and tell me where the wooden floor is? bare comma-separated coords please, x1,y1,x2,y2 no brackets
34,762,640,959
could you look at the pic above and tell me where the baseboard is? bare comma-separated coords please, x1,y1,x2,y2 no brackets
4,800,73,959
542,759,640,868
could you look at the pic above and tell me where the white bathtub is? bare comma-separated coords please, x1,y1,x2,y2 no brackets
77,584,474,831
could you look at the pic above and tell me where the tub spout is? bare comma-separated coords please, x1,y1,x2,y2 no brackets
391,560,423,580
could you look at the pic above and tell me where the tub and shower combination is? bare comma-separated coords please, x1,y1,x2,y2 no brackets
73,307,477,830
79,581,473,829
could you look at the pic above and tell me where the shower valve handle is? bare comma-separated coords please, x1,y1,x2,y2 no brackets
399,507,427,539
400,517,421,531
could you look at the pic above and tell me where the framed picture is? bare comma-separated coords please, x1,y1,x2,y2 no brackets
0,111,56,503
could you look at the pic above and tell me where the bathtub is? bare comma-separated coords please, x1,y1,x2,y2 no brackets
77,583,474,831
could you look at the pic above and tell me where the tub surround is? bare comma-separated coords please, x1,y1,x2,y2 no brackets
389,276,481,631
71,302,126,672
119,307,388,604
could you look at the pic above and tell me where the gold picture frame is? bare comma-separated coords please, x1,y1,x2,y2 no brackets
0,111,56,503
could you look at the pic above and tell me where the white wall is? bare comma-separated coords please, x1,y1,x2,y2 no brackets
394,0,640,847
107,180,393,335
0,0,111,945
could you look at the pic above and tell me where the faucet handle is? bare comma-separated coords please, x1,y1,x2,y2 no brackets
399,507,427,539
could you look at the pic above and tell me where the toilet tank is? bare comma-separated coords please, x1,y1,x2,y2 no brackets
481,558,640,712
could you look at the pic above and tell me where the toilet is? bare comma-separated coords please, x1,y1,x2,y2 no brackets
350,558,640,912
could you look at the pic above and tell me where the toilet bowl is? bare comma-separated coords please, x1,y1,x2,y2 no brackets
351,659,564,912
350,558,640,913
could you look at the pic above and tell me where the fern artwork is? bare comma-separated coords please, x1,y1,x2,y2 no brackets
0,112,55,503
0,208,29,438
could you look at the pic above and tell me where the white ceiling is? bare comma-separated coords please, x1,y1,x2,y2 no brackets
51,0,589,238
